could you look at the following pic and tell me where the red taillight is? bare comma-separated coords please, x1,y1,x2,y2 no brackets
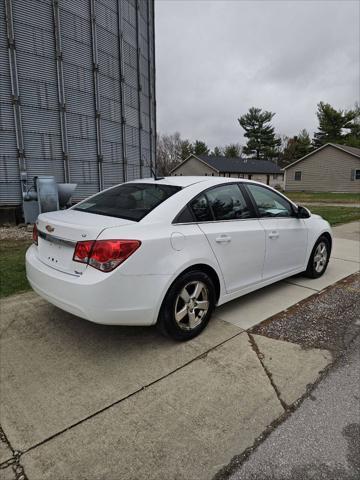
32,224,38,245
73,240,94,263
73,239,141,272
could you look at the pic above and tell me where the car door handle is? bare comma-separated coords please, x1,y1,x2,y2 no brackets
268,231,279,239
215,235,231,243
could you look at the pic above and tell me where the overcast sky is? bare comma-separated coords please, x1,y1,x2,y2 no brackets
155,0,360,149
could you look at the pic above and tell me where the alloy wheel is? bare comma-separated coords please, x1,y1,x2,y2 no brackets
174,281,209,331
314,241,328,273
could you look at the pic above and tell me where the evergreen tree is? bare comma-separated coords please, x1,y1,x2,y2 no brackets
279,130,312,167
180,139,194,160
210,146,223,156
238,107,281,159
193,140,209,156
223,143,241,158
313,102,357,147
343,103,360,148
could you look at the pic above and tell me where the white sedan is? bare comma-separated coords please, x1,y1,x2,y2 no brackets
26,177,332,340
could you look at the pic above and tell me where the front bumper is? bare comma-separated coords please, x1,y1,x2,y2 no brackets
26,245,172,326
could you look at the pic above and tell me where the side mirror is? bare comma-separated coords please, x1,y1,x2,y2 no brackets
296,205,311,219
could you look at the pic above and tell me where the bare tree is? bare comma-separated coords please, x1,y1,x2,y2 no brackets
156,132,183,176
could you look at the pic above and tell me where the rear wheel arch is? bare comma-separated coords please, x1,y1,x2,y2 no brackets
156,263,221,324
178,263,221,304
157,267,218,340
153,263,221,323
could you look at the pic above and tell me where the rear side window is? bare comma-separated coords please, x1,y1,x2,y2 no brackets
206,184,252,220
188,184,253,222
74,183,181,221
174,205,195,223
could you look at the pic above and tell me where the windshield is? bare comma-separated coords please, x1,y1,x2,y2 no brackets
74,183,182,221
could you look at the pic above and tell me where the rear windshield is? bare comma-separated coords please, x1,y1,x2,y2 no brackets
73,183,182,221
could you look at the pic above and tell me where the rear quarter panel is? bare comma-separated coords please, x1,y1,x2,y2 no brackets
97,221,226,323
97,221,225,285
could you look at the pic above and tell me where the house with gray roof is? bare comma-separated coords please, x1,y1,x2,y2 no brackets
284,143,360,192
170,154,284,188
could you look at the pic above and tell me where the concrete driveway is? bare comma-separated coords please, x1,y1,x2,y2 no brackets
0,222,359,480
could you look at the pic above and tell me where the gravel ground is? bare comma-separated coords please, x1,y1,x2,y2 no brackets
0,226,33,241
250,273,360,354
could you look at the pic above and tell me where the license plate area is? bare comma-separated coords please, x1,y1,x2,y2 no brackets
37,231,81,273
41,240,65,267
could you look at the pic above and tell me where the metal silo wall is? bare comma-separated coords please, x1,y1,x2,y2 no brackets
0,0,156,205
0,0,23,204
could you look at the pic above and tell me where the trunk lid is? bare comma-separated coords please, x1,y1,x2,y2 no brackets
36,209,134,275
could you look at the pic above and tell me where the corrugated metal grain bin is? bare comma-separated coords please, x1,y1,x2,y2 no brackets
0,0,156,206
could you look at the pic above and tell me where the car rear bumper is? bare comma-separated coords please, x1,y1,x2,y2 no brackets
26,245,172,326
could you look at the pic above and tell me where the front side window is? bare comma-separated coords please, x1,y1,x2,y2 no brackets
246,184,293,218
294,171,302,181
206,184,253,220
74,183,181,221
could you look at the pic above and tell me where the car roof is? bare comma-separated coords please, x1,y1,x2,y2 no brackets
126,176,208,187
127,176,254,188
138,176,298,209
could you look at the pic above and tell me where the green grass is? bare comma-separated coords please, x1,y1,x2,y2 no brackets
0,240,31,298
286,191,360,204
305,205,360,226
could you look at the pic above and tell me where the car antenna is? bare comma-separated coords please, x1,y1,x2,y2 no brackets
142,155,164,181
150,165,164,181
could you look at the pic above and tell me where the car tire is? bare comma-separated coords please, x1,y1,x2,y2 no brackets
305,235,331,278
157,270,216,341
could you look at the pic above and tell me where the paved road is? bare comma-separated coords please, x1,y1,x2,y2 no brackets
228,334,360,480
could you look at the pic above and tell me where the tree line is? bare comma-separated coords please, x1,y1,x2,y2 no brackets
156,102,360,175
